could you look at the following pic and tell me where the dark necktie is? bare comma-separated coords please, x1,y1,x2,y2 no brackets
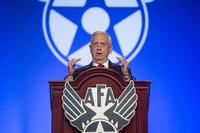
97,64,105,68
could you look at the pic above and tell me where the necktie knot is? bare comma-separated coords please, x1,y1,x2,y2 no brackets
97,64,104,68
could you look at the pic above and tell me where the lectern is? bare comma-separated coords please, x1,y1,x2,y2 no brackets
49,68,150,133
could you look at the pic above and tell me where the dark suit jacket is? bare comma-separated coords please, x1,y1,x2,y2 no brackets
66,60,135,80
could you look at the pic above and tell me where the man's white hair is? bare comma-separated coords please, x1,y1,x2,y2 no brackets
90,31,112,45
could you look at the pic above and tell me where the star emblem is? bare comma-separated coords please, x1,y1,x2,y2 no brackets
52,0,139,59
40,0,154,66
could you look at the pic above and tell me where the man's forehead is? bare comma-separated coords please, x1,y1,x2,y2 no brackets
92,34,109,41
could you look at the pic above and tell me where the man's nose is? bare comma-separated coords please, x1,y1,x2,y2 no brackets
97,45,102,50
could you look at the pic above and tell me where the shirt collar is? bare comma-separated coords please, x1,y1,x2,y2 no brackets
93,60,109,68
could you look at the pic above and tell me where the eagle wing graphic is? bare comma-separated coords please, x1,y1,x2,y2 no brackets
62,81,96,131
104,80,138,130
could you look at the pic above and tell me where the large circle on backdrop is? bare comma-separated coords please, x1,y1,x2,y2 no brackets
42,0,149,66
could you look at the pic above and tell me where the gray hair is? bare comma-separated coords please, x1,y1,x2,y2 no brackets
90,31,112,45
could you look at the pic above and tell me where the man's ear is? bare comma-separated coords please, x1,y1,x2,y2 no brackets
109,45,112,54
89,45,92,53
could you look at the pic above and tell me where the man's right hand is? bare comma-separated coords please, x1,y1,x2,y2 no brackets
67,58,81,75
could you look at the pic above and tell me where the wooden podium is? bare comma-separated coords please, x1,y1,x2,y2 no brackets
49,68,150,133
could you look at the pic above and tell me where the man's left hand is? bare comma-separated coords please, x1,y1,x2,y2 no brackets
116,57,129,74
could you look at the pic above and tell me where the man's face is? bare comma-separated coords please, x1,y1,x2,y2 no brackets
90,33,112,64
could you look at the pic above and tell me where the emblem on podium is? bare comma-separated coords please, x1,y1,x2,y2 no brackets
62,80,137,133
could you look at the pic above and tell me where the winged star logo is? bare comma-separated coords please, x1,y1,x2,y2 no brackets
62,80,137,133
39,0,154,66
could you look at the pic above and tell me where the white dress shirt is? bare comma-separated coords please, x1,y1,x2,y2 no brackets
92,60,109,68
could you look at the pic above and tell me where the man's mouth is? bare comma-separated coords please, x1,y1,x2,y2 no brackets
96,52,102,55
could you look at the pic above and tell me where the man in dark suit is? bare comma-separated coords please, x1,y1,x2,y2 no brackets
65,31,134,81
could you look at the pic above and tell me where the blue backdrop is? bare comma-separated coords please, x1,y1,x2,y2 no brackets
0,0,200,133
